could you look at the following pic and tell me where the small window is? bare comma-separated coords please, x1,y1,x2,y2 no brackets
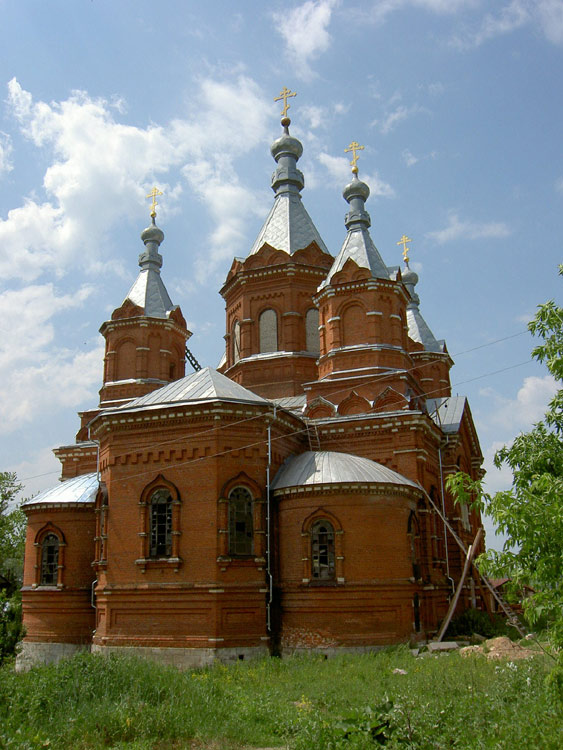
311,520,335,580
228,487,254,556
259,309,278,353
41,534,59,585
149,489,173,558
233,320,241,363
305,308,320,354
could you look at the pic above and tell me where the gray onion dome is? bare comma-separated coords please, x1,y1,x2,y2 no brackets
402,266,419,287
343,174,370,203
270,131,304,162
141,220,164,246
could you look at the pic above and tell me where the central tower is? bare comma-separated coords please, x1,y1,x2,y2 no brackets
220,91,333,398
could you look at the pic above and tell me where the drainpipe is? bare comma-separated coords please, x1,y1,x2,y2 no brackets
266,406,276,633
438,441,455,595
87,423,100,614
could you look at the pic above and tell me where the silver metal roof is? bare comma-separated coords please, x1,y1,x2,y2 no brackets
402,267,445,353
113,366,269,411
23,472,99,507
272,394,307,414
319,174,389,289
248,124,328,257
272,450,419,491
125,268,175,319
120,220,176,319
406,306,445,353
319,227,389,288
426,396,467,433
249,191,328,256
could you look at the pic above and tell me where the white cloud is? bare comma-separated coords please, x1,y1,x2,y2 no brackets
478,374,558,432
451,0,563,49
0,283,103,433
273,0,339,80
362,0,479,26
318,152,395,197
426,212,511,244
1,76,271,284
0,132,13,176
0,283,93,369
402,149,419,167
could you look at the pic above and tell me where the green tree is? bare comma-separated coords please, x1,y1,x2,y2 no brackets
447,266,563,652
0,471,26,663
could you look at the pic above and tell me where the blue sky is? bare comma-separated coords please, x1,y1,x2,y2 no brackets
1,0,561,548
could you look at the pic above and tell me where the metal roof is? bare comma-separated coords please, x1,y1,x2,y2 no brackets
319,227,389,289
407,306,445,352
272,394,307,414
23,472,99,507
272,450,420,491
125,268,175,319
113,366,270,412
248,192,329,256
426,396,467,433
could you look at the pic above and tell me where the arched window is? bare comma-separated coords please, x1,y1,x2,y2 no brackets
149,489,173,558
41,534,59,585
341,304,366,347
311,520,335,580
233,320,241,364
228,487,254,556
305,308,320,354
259,309,278,353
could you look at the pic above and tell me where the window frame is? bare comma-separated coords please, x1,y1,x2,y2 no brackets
136,476,182,570
301,509,344,585
34,524,65,588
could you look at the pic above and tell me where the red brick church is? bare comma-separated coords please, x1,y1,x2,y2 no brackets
17,103,484,670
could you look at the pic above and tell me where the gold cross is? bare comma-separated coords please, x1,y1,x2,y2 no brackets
146,187,163,219
274,87,297,118
397,234,413,265
345,141,364,173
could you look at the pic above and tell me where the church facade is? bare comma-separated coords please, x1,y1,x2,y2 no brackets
17,107,484,671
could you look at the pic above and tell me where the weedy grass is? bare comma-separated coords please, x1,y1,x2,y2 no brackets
0,647,561,749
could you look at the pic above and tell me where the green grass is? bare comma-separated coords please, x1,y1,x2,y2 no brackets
0,647,561,749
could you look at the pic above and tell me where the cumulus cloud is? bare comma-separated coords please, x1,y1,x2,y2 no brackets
0,132,13,176
0,283,103,433
478,374,558,432
451,0,563,49
402,148,438,167
426,212,511,244
1,75,271,284
318,152,395,197
273,0,339,79
361,0,479,26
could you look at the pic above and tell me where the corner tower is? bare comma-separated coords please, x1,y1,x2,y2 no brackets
98,194,190,407
308,147,420,409
220,90,333,399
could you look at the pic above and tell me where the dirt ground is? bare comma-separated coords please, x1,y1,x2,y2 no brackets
460,635,538,660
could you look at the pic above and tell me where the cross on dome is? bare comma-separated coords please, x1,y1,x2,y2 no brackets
397,234,413,265
344,141,364,174
274,86,297,126
146,186,163,221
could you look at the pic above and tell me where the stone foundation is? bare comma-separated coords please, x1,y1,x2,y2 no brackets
15,641,90,673
15,641,270,672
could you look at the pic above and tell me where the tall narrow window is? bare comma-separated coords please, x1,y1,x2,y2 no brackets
305,308,320,354
259,309,277,353
233,320,241,363
41,534,59,585
228,487,254,556
149,489,172,558
311,520,335,580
